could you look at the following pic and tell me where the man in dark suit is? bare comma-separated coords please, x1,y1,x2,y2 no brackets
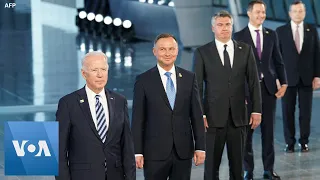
131,33,206,180
194,10,262,180
233,1,288,179
56,51,136,180
276,1,320,153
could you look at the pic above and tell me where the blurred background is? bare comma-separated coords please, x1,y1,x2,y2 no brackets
0,0,320,179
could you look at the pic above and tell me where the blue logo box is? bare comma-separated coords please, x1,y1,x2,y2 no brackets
4,121,58,175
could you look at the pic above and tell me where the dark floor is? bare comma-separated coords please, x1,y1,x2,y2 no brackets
1,2,320,180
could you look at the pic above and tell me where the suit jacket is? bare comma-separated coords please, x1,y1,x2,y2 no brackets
234,26,288,95
276,22,320,86
56,87,136,180
131,66,205,161
193,40,262,127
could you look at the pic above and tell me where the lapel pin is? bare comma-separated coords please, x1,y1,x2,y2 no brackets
307,28,310,31
110,97,114,100
266,31,269,34
179,73,182,78
239,46,242,49
80,99,84,103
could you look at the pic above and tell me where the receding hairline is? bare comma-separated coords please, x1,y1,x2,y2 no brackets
289,1,306,11
81,51,109,70
153,33,178,47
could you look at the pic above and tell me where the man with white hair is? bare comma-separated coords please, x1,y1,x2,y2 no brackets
56,51,136,180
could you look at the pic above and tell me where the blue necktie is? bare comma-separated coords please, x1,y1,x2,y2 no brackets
95,95,108,143
164,72,176,109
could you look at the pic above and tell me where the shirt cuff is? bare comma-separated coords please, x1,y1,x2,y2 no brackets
203,115,206,118
135,154,143,157
195,150,205,152
251,112,261,115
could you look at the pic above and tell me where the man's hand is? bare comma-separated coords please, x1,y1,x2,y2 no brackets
312,77,320,90
193,151,205,166
249,113,261,129
135,156,144,169
275,85,287,98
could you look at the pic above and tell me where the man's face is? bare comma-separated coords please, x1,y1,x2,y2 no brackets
81,55,108,93
153,37,178,68
248,3,266,27
289,3,306,24
212,17,233,42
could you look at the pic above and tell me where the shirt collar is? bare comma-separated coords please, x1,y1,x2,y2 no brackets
85,85,106,101
290,20,303,29
248,23,263,32
215,38,233,50
157,64,176,76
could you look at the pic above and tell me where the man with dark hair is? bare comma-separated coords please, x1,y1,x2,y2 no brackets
247,0,266,12
234,0,288,179
276,0,320,153
132,33,206,180
194,10,262,180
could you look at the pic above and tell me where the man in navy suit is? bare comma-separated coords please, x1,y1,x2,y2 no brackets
132,33,205,180
56,51,136,180
276,1,320,153
234,1,288,179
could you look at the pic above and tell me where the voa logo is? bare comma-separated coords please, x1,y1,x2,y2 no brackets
12,140,51,157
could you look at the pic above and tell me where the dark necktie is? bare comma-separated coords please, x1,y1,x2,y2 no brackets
224,44,232,76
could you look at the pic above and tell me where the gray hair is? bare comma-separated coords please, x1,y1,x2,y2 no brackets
211,10,234,26
289,0,306,12
81,51,109,71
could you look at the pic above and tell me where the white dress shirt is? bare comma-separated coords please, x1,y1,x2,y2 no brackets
248,23,263,52
157,64,177,92
85,85,109,131
291,20,304,52
215,39,234,67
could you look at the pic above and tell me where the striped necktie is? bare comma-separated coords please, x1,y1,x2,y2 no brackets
95,95,107,143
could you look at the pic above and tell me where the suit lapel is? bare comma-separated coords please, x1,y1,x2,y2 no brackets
231,40,242,77
244,27,260,59
173,67,182,111
152,67,172,110
77,87,102,143
210,41,224,68
261,28,271,60
286,23,296,50
300,23,309,54
104,89,115,146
